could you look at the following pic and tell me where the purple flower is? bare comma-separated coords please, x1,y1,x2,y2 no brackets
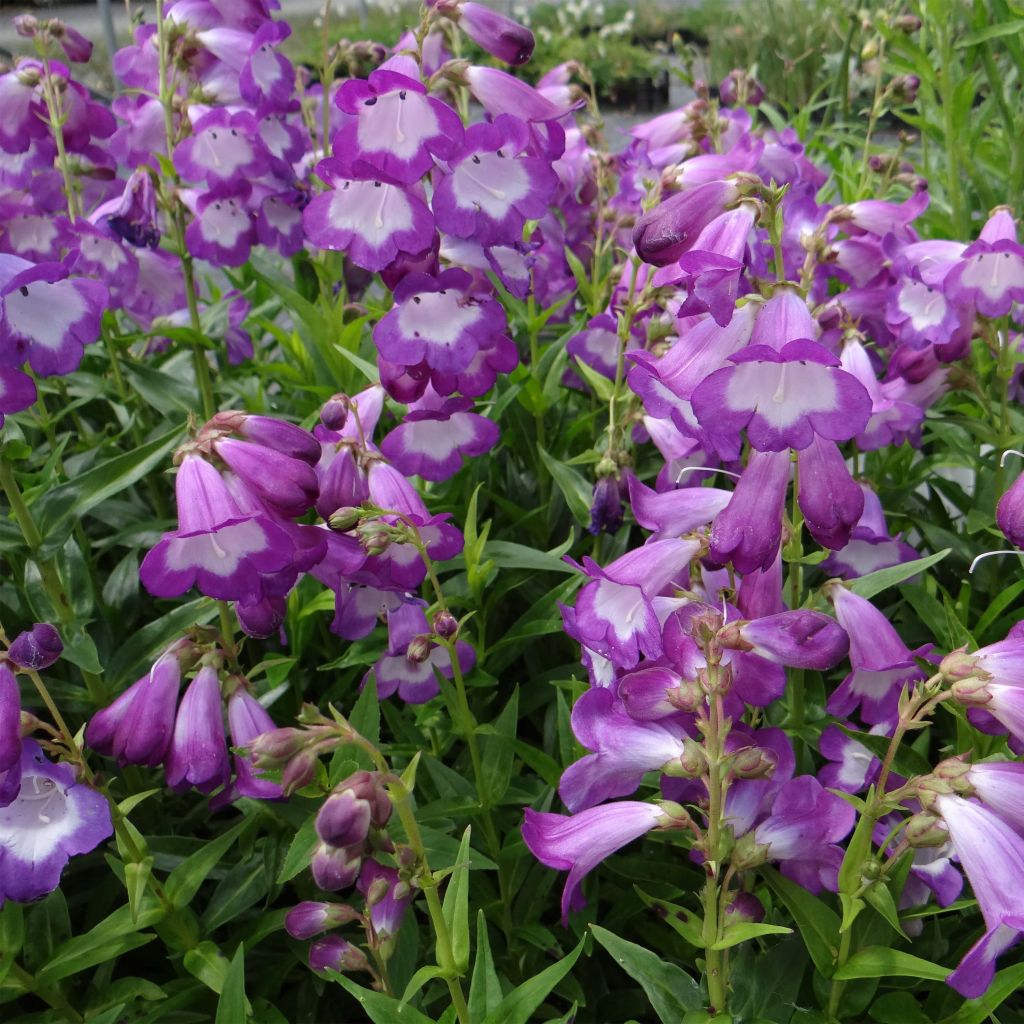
464,65,580,125
565,538,700,669
332,69,463,185
0,71,48,154
627,477,731,540
373,269,508,375
240,22,296,111
817,724,881,794
227,689,284,801
285,901,355,940
827,585,929,725
173,109,268,186
0,366,37,428
316,772,391,848
432,115,558,246
997,473,1024,548
357,859,411,940
935,795,1024,998
720,610,848,670
588,475,625,535
86,653,181,768
0,256,107,377
96,169,160,249
308,934,369,973
164,666,231,794
946,239,1024,319
303,173,434,273
692,340,873,455
0,740,112,906
522,801,668,923
311,842,363,892
796,435,865,550
214,437,319,518
140,456,294,603
184,185,256,267
709,449,790,574
7,624,62,671
0,665,22,808
964,761,1024,832
379,399,499,482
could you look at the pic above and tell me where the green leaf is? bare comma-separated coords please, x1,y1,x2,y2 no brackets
956,20,1024,45
349,673,381,749
711,922,793,950
869,991,931,1024
0,903,25,987
469,910,502,1021
589,926,703,1021
833,946,949,982
636,889,705,947
837,803,879,930
940,962,1024,1024
863,881,906,938
537,446,592,526
572,357,615,401
400,964,447,1004
762,868,840,977
165,816,255,908
480,686,518,806
441,827,472,975
330,974,436,1024
34,426,183,550
480,936,585,1024
216,944,248,1024
276,815,318,884
184,941,230,994
483,538,576,574
846,549,950,600
125,857,154,925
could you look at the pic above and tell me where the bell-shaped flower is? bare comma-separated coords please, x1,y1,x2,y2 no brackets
820,483,919,579
379,398,499,482
0,255,107,377
945,231,1024,319
628,477,732,541
0,70,48,154
817,724,881,794
0,665,21,808
213,436,318,519
303,170,435,273
464,64,580,127
240,22,295,111
692,340,872,455
826,585,930,725
0,366,37,428
632,180,742,267
373,268,508,375
227,689,284,801
357,860,411,941
457,3,534,65
332,68,463,185
184,184,256,267
565,538,700,669
0,740,112,905
140,456,294,603
432,115,558,246
558,688,693,811
165,666,231,794
997,472,1024,548
719,609,848,669
709,449,790,574
522,800,670,923
94,168,160,249
935,794,1024,998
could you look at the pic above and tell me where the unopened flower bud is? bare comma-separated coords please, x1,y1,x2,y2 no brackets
904,812,948,848
311,842,363,891
13,14,38,37
889,74,920,104
893,14,922,32
285,901,358,940
8,623,63,671
731,745,777,780
406,636,432,664
433,610,458,640
679,738,707,778
861,38,879,60
357,522,391,555
940,649,982,682
724,891,765,923
281,748,319,795
309,935,369,973
715,621,753,652
320,395,350,432
951,676,991,706
250,726,307,767
932,755,972,784
364,876,391,906
329,507,363,532
655,801,692,829
671,678,705,714
317,771,392,848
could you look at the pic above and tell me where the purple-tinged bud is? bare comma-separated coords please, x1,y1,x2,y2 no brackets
588,475,625,536
237,415,322,466
50,20,93,62
632,180,741,267
457,3,534,66
285,901,358,940
357,522,392,556
0,664,22,778
997,473,1024,548
889,74,920,104
655,801,693,829
724,891,765,923
904,811,948,848
405,636,432,665
250,727,308,767
731,745,777,780
433,610,458,640
13,14,38,37
7,624,63,671
316,790,373,849
311,842,363,891
227,689,284,801
308,935,369,973
165,666,230,794
320,395,350,432
932,755,973,785
893,13,922,31
721,610,849,670
328,507,364,532
940,650,984,683
951,676,991,706
718,69,764,108
281,749,319,796
679,738,707,778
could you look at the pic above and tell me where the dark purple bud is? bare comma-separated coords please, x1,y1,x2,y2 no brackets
458,2,535,66
0,664,22,777
8,624,63,671
718,69,764,107
308,934,369,973
237,415,322,466
320,395,350,432
52,21,93,62
889,74,920,104
235,594,287,640
316,790,373,849
282,748,320,795
433,610,459,640
721,610,849,670
311,842,363,891
284,900,358,939
588,475,625,536
997,472,1024,548
632,180,740,267
725,891,765,923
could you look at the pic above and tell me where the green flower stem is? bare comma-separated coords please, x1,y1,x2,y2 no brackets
7,962,83,1024
390,780,471,1024
37,48,80,220
0,459,105,705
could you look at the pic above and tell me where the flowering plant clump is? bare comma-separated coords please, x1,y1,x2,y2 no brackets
1,0,1024,1021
